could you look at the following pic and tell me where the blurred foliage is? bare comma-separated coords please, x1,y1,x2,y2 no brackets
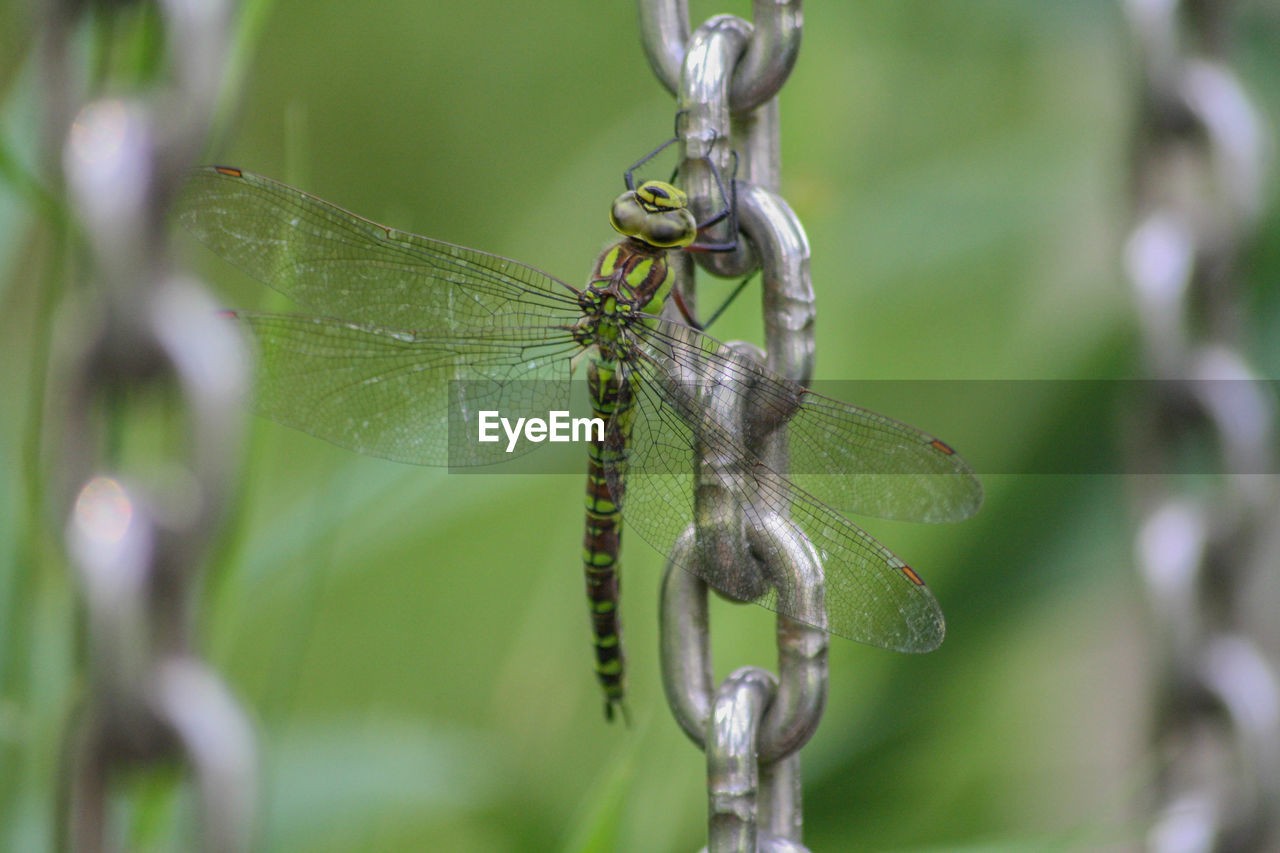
2,1,1279,851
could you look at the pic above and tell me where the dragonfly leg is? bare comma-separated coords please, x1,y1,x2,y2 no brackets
625,136,680,192
685,148,739,253
694,270,758,332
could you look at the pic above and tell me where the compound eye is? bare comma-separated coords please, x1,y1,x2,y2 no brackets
643,209,698,248
610,192,647,237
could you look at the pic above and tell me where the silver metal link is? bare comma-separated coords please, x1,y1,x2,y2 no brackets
639,0,803,114
737,183,814,386
638,0,692,95
727,1,802,115
705,667,775,852
661,529,716,743
641,2,814,850
746,517,826,765
659,506,828,765
734,96,781,195
693,667,813,853
678,15,756,277
49,0,258,850
1123,1,1280,850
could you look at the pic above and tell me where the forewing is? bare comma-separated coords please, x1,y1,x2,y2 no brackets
638,320,983,523
179,167,580,330
613,321,947,651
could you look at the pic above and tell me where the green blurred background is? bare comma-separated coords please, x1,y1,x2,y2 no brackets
3,1,1279,850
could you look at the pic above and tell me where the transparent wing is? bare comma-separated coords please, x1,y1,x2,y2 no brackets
638,320,983,523
229,312,580,466
618,361,938,650
606,319,982,650
178,166,582,329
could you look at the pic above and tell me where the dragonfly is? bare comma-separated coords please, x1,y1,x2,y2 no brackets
178,157,982,721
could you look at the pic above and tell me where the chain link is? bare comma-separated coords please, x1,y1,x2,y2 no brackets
639,2,817,850
1122,1,1280,850
48,1,258,850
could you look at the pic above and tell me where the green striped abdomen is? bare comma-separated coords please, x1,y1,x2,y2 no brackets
583,355,633,722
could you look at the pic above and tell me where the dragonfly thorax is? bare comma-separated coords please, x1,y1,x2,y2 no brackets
610,180,698,250
575,238,674,360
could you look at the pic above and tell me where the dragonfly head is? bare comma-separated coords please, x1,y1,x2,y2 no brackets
610,180,698,250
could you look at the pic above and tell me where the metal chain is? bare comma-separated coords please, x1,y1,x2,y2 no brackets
48,1,257,850
639,3,819,851
1122,1,1280,850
